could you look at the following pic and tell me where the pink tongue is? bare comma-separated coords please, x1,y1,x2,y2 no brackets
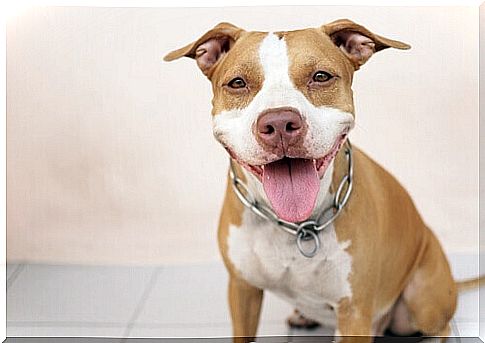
262,158,320,223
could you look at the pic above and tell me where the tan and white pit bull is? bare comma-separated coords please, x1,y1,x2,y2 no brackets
165,19,479,342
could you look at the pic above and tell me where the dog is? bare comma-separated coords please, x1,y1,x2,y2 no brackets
164,19,480,342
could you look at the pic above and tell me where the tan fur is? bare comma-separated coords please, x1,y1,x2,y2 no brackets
285,28,355,113
218,146,458,341
331,147,457,340
210,32,266,115
163,22,245,78
165,19,471,342
218,165,265,341
323,19,411,52
323,19,411,69
456,275,485,292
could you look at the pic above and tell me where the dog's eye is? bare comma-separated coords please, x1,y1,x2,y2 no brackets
312,71,333,83
228,77,247,89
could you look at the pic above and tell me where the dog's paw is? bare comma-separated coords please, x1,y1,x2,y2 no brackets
286,309,321,329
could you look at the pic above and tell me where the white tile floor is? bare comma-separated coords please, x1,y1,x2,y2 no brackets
6,254,482,341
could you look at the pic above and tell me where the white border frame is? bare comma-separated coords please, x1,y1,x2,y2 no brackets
3,1,483,342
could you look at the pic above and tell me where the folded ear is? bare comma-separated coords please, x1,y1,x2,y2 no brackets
322,19,410,69
164,22,245,78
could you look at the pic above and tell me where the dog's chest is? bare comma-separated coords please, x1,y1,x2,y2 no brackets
227,210,353,322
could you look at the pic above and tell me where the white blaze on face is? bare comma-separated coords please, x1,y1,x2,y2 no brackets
212,32,354,166
257,32,295,108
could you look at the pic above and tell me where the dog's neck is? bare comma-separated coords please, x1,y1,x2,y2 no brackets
239,159,336,223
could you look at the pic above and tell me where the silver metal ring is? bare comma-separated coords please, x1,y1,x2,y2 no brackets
334,174,351,210
297,221,319,239
232,178,254,208
296,229,320,258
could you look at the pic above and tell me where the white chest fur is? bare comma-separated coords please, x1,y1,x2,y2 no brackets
227,208,353,326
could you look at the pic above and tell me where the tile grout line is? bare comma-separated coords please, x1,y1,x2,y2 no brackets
121,266,162,340
450,318,461,343
6,264,25,290
7,320,130,327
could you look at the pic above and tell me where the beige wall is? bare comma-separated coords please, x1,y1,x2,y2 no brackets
7,6,479,265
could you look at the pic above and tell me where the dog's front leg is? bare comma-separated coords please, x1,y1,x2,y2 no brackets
335,298,374,343
228,274,263,342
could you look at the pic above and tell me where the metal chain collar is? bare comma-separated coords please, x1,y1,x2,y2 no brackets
229,140,353,258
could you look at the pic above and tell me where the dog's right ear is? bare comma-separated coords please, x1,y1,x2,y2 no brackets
164,22,245,78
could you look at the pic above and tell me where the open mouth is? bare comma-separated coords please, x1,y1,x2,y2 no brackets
229,134,348,223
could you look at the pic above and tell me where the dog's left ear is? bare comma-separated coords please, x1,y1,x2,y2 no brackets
323,19,410,69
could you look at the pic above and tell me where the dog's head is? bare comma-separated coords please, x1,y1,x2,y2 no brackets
165,19,409,223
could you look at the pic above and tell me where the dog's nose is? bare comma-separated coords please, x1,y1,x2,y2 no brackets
256,109,303,149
